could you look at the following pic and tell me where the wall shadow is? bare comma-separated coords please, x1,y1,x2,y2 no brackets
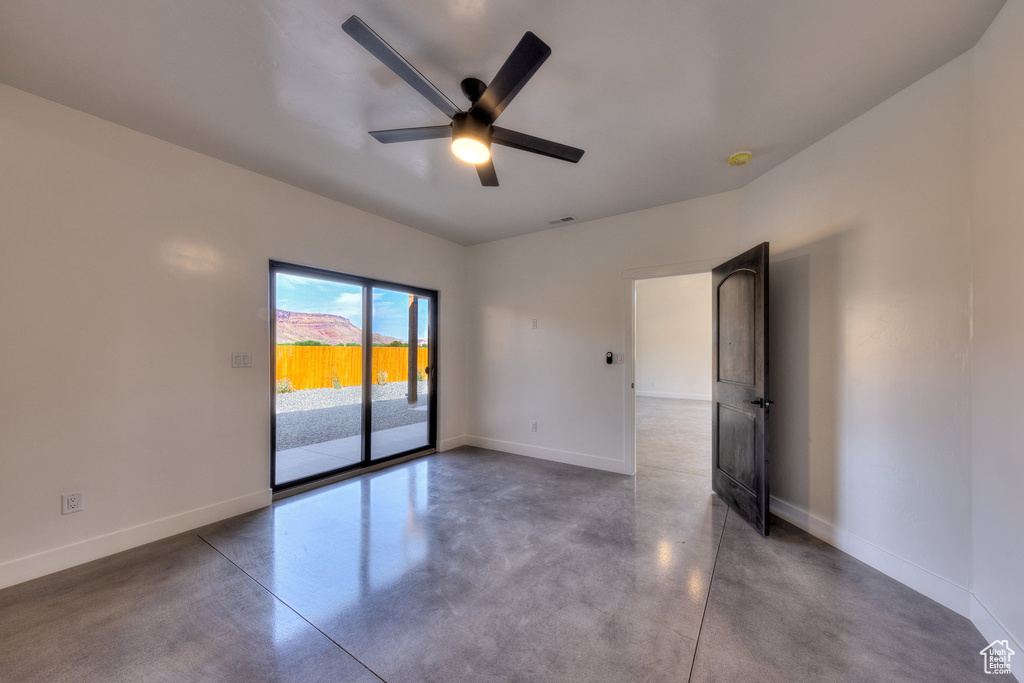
769,230,854,532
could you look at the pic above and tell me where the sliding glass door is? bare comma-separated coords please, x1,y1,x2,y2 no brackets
370,287,432,460
272,272,365,485
270,262,437,491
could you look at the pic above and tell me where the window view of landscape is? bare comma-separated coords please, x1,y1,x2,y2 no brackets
274,273,431,486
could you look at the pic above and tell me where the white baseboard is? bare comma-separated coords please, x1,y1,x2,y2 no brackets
465,435,631,475
771,498,1023,659
0,490,271,590
636,391,712,401
439,435,468,452
971,594,1023,656
769,496,973,617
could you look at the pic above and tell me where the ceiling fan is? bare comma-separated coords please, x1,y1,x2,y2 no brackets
342,15,584,187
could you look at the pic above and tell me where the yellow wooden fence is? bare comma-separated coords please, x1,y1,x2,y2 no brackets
276,346,428,390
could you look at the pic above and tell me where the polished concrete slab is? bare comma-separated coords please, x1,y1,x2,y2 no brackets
275,442,361,483
0,533,381,683
636,396,711,478
0,397,1006,682
639,398,1000,683
200,450,728,682
369,420,428,460
689,512,997,683
276,422,430,485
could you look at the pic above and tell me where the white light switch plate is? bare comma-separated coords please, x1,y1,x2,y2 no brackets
232,352,252,368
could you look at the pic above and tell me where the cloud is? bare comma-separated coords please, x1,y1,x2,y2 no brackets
276,274,301,290
331,292,364,319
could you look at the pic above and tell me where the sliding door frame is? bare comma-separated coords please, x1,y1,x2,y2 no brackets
269,260,439,493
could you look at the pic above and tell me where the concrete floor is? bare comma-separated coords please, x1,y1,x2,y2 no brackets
276,422,430,484
0,398,1004,682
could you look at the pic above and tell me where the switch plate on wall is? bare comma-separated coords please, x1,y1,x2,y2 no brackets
232,352,252,368
613,353,624,364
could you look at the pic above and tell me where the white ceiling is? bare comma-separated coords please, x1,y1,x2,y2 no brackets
0,0,1005,245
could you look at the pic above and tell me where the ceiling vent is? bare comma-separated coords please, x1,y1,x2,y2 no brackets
546,216,575,225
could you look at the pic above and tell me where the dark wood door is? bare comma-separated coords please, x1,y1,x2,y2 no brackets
711,242,770,535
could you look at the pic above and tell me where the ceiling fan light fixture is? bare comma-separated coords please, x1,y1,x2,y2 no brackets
451,136,490,164
451,113,492,164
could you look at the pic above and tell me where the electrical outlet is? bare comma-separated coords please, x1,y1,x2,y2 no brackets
62,492,83,515
530,421,538,432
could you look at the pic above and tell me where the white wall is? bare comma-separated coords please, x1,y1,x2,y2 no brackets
466,53,976,615
464,192,741,473
0,84,467,589
970,0,1024,653
741,52,975,610
3,1,1020,650
635,274,712,400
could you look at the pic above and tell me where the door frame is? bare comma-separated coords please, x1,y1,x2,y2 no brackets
269,260,439,493
622,257,729,476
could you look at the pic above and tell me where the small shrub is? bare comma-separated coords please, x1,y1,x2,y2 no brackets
331,374,342,390
293,340,325,346
417,370,425,382
276,378,294,394
376,369,388,385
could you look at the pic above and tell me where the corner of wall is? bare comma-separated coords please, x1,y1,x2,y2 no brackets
0,489,270,591
972,595,1023,658
770,496,973,617
439,435,468,451
968,0,1024,656
464,436,632,475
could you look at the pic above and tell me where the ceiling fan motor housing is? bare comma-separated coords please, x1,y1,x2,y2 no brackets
451,112,492,146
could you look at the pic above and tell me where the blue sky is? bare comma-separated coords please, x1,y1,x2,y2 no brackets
276,273,428,342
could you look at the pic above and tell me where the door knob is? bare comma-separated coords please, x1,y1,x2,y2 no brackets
744,398,773,407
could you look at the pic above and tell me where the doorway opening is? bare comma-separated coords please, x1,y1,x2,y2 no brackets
270,261,437,492
632,272,713,477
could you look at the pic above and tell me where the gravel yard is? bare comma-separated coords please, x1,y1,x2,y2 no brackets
275,382,429,450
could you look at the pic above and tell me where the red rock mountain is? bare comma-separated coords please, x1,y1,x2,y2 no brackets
275,310,398,345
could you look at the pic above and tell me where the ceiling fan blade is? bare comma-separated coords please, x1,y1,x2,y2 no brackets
343,16,460,119
471,32,551,123
369,125,452,144
476,159,499,186
491,126,585,163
